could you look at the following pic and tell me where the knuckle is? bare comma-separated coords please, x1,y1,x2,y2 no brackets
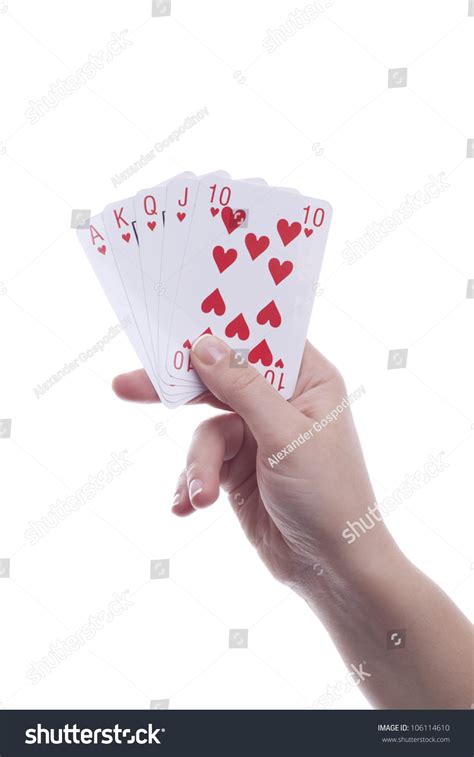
331,366,348,398
191,417,214,440
320,355,347,398
189,417,219,451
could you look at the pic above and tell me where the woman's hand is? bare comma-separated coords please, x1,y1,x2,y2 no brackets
113,335,472,709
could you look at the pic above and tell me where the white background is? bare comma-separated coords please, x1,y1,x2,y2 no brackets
0,0,472,710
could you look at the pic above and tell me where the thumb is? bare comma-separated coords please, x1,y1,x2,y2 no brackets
190,334,302,444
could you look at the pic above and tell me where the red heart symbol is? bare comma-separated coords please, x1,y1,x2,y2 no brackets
245,233,270,260
177,212,186,222
277,219,301,246
147,221,157,231
122,232,131,243
225,312,250,341
183,327,211,349
210,207,219,217
98,245,106,254
275,358,284,369
256,299,281,328
304,227,313,237
201,288,226,316
213,245,237,273
248,339,273,367
221,206,246,234
268,258,293,285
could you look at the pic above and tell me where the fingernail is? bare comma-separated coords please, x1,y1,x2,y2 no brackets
192,334,228,365
172,492,180,506
189,478,204,505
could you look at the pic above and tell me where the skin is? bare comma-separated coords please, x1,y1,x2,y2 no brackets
113,335,472,709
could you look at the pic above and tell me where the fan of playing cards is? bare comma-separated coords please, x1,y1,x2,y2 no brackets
77,171,332,408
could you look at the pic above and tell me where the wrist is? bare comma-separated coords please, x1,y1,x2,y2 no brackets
293,525,405,613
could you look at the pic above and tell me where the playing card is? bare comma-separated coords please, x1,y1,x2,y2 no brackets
134,172,196,394
165,177,332,399
76,214,162,397
133,182,165,370
101,196,156,368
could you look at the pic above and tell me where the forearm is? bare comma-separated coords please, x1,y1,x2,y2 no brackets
298,539,472,709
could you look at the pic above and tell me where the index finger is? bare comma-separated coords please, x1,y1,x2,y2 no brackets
112,369,230,410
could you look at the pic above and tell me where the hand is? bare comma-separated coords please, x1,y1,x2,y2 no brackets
113,334,396,590
113,334,472,709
